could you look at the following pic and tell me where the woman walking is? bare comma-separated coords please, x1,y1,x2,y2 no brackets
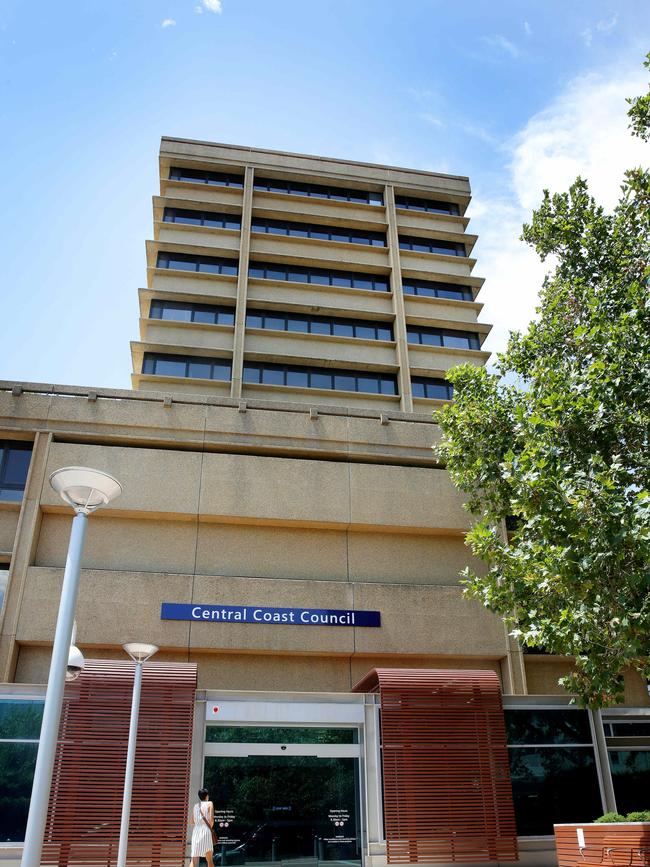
190,787,215,867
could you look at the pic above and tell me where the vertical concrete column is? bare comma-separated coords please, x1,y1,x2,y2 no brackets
384,185,413,412
589,708,617,813
0,430,52,681
501,625,528,695
230,165,255,399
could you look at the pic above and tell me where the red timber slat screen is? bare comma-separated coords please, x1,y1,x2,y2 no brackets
41,659,198,867
353,669,518,864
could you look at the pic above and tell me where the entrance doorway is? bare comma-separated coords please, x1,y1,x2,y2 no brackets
202,726,362,867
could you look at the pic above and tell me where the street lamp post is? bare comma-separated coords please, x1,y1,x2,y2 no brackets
116,642,159,867
21,467,122,867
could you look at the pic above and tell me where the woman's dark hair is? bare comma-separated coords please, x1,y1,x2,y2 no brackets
198,788,209,801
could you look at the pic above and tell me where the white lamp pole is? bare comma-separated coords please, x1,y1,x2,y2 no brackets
21,467,122,867
116,642,159,867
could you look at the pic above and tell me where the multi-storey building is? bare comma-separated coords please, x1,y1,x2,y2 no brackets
0,141,648,867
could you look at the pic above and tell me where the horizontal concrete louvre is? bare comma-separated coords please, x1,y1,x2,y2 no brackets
42,660,197,867
352,669,518,864
349,463,469,531
199,452,350,525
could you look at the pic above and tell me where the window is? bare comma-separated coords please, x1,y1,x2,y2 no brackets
249,261,388,292
0,442,32,502
395,194,460,216
402,279,473,301
142,353,231,382
149,300,235,326
251,218,385,247
0,565,8,614
206,726,358,744
411,377,453,400
407,326,480,350
505,708,602,836
399,234,466,257
0,697,44,841
243,362,397,395
163,208,241,230
603,714,650,814
254,176,383,206
169,166,244,187
246,309,393,341
156,252,238,276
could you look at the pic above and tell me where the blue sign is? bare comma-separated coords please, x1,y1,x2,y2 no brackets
161,603,381,628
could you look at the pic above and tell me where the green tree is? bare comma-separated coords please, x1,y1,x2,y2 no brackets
434,56,650,707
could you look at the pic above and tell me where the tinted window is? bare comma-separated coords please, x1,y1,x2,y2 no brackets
142,354,231,382
608,751,650,814
399,235,466,257
248,262,388,293
254,177,383,206
402,280,473,302
157,252,239,276
206,726,357,744
163,207,241,230
505,709,593,745
245,309,392,341
411,377,453,400
243,363,397,396
150,300,235,326
251,218,385,247
169,167,243,187
0,444,33,501
407,327,480,350
508,747,602,835
395,195,460,215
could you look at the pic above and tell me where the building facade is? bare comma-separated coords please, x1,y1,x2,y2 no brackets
0,141,648,866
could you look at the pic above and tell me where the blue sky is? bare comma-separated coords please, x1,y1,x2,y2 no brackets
1,0,648,388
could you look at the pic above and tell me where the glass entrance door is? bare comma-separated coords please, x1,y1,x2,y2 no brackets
202,727,362,867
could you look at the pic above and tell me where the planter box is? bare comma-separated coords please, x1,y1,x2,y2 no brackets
554,823,650,867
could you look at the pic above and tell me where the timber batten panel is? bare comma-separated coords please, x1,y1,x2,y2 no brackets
354,668,518,864
42,659,197,866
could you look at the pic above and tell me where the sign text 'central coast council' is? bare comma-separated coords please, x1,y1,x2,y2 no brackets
161,603,381,628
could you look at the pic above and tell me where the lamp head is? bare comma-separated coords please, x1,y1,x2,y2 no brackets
123,643,159,663
66,644,85,681
50,467,122,515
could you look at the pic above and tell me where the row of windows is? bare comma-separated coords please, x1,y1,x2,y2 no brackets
169,166,244,187
395,194,460,216
406,326,480,350
156,252,238,275
251,217,385,247
402,279,473,301
0,442,32,502
163,207,241,230
243,362,397,395
411,377,454,400
142,352,452,400
249,261,389,292
142,353,231,381
399,235,466,257
254,176,383,206
246,309,393,341
149,300,235,326
155,252,477,302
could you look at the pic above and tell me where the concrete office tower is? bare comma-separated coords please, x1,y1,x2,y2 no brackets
132,139,489,407
1,141,648,867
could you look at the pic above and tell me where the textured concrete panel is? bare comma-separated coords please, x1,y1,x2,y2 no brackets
352,583,506,656
16,567,193,648
192,651,351,692
42,441,203,516
199,452,350,525
196,524,348,581
0,509,19,554
348,532,485,585
350,463,470,531
35,513,199,574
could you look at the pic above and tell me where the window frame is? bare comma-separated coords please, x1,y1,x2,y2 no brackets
253,177,383,206
149,300,236,327
162,207,241,231
402,280,474,302
156,252,239,276
0,442,33,502
245,309,393,342
394,194,460,216
398,234,466,257
248,261,389,293
168,166,244,188
141,353,232,382
242,362,398,396
251,217,386,247
406,326,480,350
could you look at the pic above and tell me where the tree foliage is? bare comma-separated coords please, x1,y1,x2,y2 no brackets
434,56,650,707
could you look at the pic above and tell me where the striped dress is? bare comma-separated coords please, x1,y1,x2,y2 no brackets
191,801,214,857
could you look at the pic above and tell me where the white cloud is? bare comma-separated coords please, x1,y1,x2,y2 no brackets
420,112,445,128
523,21,532,36
469,61,648,364
199,0,222,12
596,15,618,34
482,34,520,58
583,15,618,46
161,18,176,27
